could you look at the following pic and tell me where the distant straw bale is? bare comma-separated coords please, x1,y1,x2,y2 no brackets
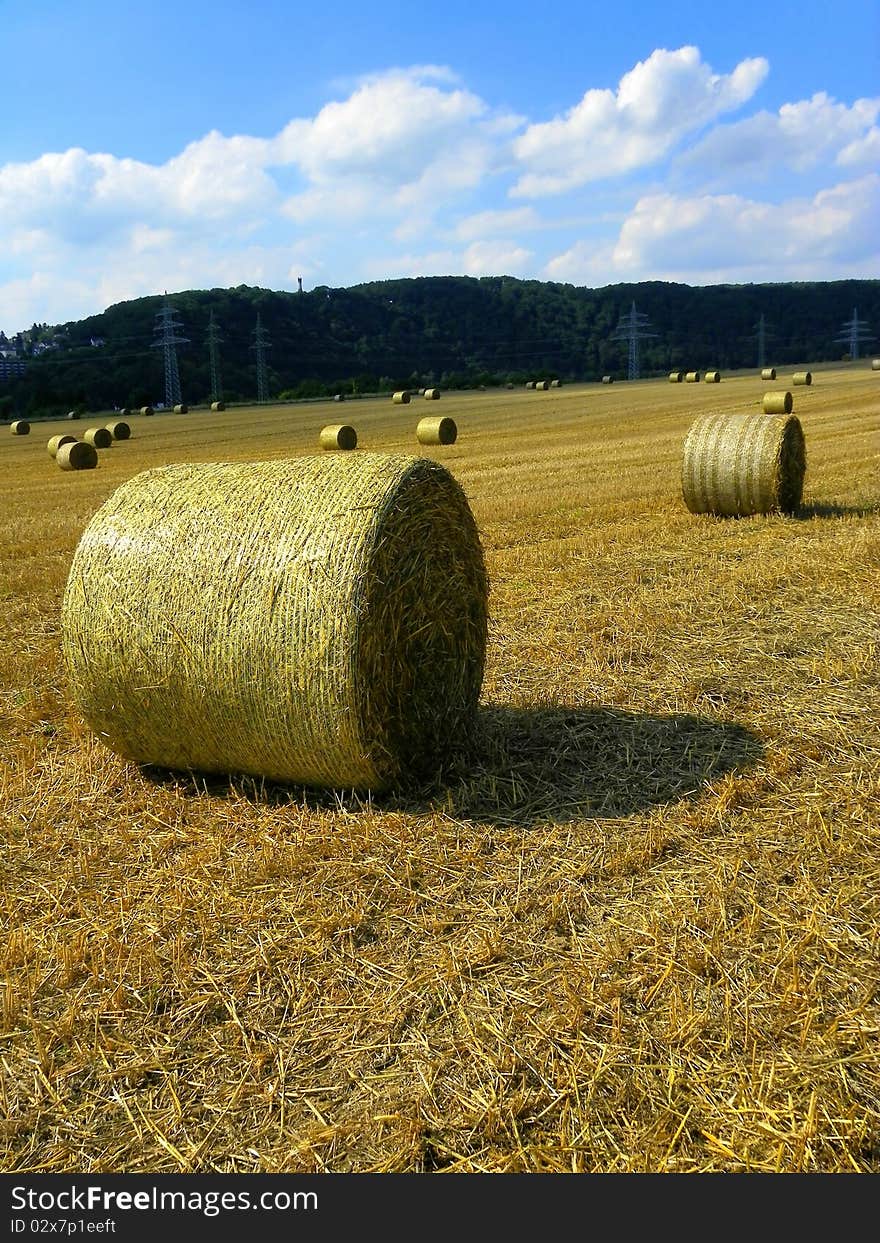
333,394,346,402
173,404,189,413
319,424,358,451
140,406,154,417
11,420,30,435
424,388,441,400
762,391,793,415
57,441,98,472
66,411,80,421
601,376,613,384
682,410,805,517
550,379,562,388
705,370,721,383
793,372,812,386
872,359,880,370
84,427,113,449
119,407,132,417
211,401,226,411
106,421,131,441
535,380,549,391
393,391,411,404
669,371,684,382
685,371,701,383
761,367,777,380
61,454,488,791
47,435,77,458
416,416,457,445
525,381,535,389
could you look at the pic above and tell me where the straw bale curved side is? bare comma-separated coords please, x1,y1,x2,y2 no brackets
685,371,701,383
681,411,805,517
535,380,549,391
84,427,113,449
705,370,721,383
57,441,98,472
392,391,411,404
601,376,613,384
11,420,30,435
319,424,358,451
62,454,488,791
792,372,812,386
140,406,154,417
669,371,683,382
106,421,131,441
761,368,777,381
762,391,793,415
48,434,77,458
416,416,457,446
211,401,226,411
525,381,535,389
424,388,441,400
173,404,189,414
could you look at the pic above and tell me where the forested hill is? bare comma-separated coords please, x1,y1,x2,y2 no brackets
5,276,879,416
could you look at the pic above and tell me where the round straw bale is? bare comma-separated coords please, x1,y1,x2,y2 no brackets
681,411,805,517
550,379,562,388
668,371,684,382
140,406,154,417
872,359,880,370
333,393,346,402
525,381,535,389
211,401,226,411
506,382,514,389
392,391,411,404
792,372,812,386
61,454,488,791
424,388,441,400
418,388,426,396
173,403,189,413
106,420,131,440
416,416,457,446
761,367,777,381
705,370,721,383
66,410,80,420
601,375,613,384
119,407,132,417
11,420,30,435
535,380,549,391
48,434,77,458
685,371,701,383
319,424,358,451
84,426,113,449
762,390,793,415
57,441,98,472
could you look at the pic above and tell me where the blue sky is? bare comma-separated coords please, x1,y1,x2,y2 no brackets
1,0,877,333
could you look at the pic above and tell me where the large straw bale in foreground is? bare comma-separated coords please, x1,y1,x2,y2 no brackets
62,454,488,791
106,421,131,440
48,434,77,458
682,411,805,517
416,416,457,445
762,391,793,414
84,427,113,449
11,420,30,435
57,441,98,471
319,424,357,450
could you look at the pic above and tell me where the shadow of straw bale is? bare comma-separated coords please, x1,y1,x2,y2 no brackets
142,704,762,827
794,501,880,519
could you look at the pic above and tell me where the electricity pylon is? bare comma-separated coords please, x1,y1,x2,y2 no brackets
610,301,657,380
250,313,271,403
151,294,188,408
206,311,223,402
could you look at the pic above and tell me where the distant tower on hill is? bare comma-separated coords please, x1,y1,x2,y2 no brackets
206,310,223,403
151,294,188,407
298,276,303,293
251,313,272,403
610,301,657,381
835,308,873,360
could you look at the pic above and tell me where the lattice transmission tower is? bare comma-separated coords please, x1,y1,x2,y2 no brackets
835,307,873,360
151,294,188,408
251,313,272,403
610,301,657,380
752,312,776,369
206,311,223,402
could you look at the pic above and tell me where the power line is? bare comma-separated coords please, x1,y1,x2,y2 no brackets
151,294,188,407
610,301,657,381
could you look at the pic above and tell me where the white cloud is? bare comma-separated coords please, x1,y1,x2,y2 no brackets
546,175,880,284
511,46,768,197
454,207,541,240
679,92,880,177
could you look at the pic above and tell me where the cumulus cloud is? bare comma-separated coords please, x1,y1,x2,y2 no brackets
679,92,880,177
546,175,880,284
511,46,768,197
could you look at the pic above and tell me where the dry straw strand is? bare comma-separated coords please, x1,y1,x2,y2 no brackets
47,434,77,458
762,390,793,415
416,416,457,446
319,424,358,451
57,441,98,472
424,388,441,400
681,410,806,517
705,370,721,383
685,371,701,383
11,420,30,435
84,427,113,449
793,372,812,386
392,391,411,405
669,371,684,382
106,421,131,441
761,367,777,380
62,453,488,792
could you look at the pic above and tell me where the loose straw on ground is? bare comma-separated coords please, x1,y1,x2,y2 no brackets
681,410,806,517
106,421,131,441
84,427,113,449
47,435,77,458
62,453,488,792
416,416,457,445
762,391,793,415
57,441,98,472
320,424,357,450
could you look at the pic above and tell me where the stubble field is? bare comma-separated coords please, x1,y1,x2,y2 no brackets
1,364,878,1172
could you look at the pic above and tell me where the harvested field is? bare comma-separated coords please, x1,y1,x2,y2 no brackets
1,362,878,1173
